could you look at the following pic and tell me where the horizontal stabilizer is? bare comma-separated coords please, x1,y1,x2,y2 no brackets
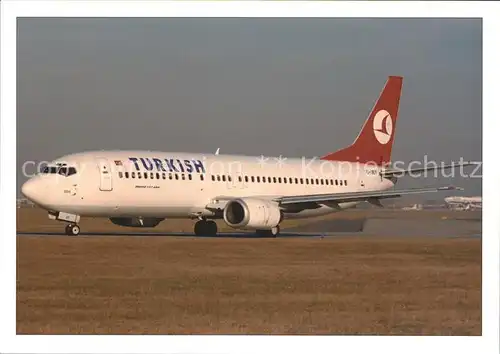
381,161,477,178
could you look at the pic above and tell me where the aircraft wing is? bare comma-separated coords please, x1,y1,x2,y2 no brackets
205,186,462,213
275,185,462,206
381,161,477,178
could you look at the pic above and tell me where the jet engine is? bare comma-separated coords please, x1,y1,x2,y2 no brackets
223,198,283,230
109,217,164,228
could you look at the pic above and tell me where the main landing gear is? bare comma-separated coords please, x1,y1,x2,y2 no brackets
256,225,280,238
194,219,218,236
65,223,81,236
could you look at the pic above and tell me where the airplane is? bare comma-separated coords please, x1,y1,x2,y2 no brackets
21,76,474,237
402,203,423,211
444,196,482,211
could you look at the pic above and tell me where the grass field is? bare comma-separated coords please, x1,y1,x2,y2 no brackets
16,232,481,334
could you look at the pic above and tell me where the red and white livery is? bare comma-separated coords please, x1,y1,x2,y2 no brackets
21,76,472,236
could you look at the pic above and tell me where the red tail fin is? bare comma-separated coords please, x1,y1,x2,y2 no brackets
320,76,403,166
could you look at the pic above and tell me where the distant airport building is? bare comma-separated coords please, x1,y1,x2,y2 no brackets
16,198,34,208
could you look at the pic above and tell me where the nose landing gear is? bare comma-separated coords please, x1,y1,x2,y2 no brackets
65,224,81,236
48,211,81,236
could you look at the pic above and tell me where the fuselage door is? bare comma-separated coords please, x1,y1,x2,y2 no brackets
229,171,245,190
97,158,113,191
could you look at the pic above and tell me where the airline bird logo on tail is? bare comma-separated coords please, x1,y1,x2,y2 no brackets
373,109,393,144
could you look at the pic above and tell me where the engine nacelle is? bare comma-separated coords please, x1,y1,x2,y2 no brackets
223,198,283,230
109,217,164,228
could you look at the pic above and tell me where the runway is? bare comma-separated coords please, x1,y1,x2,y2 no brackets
17,230,328,238
17,209,481,239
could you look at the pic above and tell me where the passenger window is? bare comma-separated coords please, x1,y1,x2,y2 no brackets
125,172,129,179
245,176,249,182
175,174,179,180
119,172,123,178
262,176,266,183
321,179,324,185
188,174,192,180
222,175,226,182
278,177,282,183
283,178,287,184
169,173,173,180
339,180,343,186
217,175,221,182
155,173,159,179
211,175,215,181
182,174,185,180
144,173,148,179
268,177,272,183
273,177,277,183
151,172,154,179
238,176,242,182
162,173,166,180
306,179,309,185
251,176,255,183
300,178,303,184
138,173,142,179
256,176,260,183
200,175,204,181
344,180,347,186
132,172,135,178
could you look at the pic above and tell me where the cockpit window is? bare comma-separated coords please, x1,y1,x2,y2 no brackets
40,165,77,177
58,167,77,176
41,166,58,174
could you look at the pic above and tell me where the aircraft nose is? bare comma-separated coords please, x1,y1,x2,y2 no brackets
21,179,43,204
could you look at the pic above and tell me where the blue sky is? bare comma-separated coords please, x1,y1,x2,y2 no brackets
17,18,482,198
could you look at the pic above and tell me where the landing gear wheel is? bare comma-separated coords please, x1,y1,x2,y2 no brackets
194,220,204,236
206,220,218,236
194,220,218,237
65,224,80,236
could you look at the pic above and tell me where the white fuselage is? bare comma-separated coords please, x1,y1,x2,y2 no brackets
22,150,395,220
